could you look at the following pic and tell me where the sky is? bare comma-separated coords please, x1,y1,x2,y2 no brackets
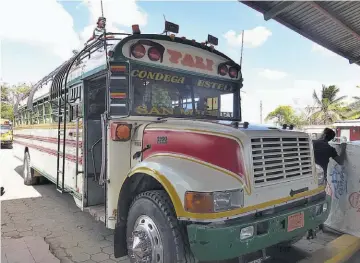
1,0,359,124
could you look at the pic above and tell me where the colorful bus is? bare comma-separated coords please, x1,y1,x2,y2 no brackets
1,118,13,148
13,22,330,262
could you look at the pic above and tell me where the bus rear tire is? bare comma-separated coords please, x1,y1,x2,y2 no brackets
23,152,38,186
126,190,196,263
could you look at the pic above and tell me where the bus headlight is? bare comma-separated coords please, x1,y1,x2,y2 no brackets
185,189,244,213
315,165,325,186
213,190,244,212
240,226,254,240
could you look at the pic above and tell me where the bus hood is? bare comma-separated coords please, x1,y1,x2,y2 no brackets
142,118,318,212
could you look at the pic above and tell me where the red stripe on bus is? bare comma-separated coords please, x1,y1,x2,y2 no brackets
14,140,82,165
142,130,245,179
14,134,82,147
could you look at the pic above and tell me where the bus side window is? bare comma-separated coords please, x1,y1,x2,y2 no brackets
44,102,52,123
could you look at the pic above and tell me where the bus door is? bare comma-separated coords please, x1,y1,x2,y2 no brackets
82,74,107,210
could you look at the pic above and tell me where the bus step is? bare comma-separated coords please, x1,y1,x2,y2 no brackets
56,187,67,194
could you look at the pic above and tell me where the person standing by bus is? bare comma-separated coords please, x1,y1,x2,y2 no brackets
309,127,347,239
312,127,347,179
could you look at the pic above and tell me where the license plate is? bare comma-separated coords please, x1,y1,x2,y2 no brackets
287,212,304,232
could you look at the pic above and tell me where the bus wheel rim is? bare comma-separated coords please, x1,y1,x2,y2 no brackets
129,215,163,263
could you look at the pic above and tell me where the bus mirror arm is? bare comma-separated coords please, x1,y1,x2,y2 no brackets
132,144,151,160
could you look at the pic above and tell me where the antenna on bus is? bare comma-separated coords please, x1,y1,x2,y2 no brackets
240,29,244,68
163,15,167,35
100,0,104,17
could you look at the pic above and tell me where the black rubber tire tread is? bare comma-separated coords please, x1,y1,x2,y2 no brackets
23,152,38,186
127,190,197,263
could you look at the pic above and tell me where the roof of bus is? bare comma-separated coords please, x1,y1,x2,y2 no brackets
17,33,239,109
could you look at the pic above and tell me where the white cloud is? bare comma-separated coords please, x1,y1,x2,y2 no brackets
79,0,147,46
0,0,147,58
83,0,147,27
0,0,79,60
311,43,336,57
223,27,272,48
258,69,288,80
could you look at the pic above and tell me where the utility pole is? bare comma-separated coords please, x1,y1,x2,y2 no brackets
260,100,263,124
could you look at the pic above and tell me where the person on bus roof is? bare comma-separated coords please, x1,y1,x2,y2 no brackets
312,127,347,179
86,17,106,44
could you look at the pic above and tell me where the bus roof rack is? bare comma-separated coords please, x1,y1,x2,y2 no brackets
26,63,65,112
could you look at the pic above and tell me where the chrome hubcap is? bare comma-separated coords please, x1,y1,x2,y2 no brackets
128,215,163,263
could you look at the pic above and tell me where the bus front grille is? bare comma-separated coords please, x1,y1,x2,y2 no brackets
251,136,312,187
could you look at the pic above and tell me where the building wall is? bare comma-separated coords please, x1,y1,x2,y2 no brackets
336,126,360,141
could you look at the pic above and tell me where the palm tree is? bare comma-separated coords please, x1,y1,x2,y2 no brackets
311,85,347,124
346,85,360,119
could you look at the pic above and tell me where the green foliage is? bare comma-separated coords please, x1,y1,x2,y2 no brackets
1,83,31,120
266,84,360,127
265,105,303,127
310,85,348,124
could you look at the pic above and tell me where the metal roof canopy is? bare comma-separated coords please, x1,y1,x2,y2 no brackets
240,1,360,66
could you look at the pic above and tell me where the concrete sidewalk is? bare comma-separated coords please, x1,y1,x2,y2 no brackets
1,236,60,263
298,234,360,263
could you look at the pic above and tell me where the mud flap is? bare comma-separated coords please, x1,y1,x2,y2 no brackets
114,221,127,258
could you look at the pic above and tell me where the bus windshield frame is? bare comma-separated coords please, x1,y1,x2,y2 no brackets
130,64,241,121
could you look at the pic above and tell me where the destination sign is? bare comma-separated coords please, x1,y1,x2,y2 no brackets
131,66,237,92
121,38,241,80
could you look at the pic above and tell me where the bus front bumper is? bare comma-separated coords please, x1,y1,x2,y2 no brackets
187,194,331,262
1,139,13,145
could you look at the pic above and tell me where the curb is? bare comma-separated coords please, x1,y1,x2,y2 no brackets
299,234,360,263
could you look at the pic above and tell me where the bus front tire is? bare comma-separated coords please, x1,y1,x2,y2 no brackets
23,152,38,186
126,190,196,263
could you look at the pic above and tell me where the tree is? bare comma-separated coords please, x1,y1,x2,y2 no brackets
265,105,303,126
1,83,31,120
346,85,360,119
310,85,347,124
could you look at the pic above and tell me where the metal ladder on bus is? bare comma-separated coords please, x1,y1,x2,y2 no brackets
53,32,126,193
56,97,67,193
54,55,78,193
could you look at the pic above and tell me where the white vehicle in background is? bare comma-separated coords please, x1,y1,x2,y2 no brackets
13,21,330,262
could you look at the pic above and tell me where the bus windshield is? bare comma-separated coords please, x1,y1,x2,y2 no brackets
0,125,11,134
131,65,239,119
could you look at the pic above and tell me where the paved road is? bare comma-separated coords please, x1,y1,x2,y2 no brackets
0,148,345,263
348,250,360,263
